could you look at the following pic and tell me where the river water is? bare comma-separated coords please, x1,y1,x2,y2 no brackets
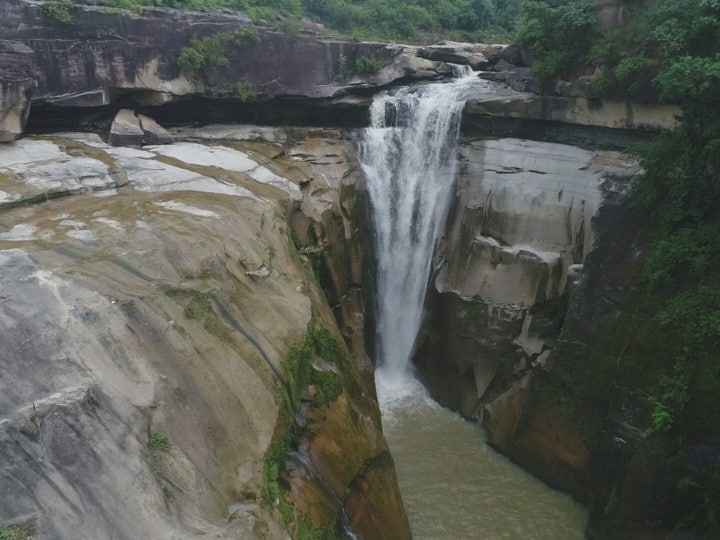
376,375,587,539
360,72,588,538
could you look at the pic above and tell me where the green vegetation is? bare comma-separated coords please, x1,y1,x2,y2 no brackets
42,0,74,24
237,80,256,102
148,430,171,452
184,291,213,320
177,32,234,73
355,55,384,74
262,322,351,536
521,0,720,533
0,525,29,540
177,26,261,75
515,0,599,90
72,0,521,43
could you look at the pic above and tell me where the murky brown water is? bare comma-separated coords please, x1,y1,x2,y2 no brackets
377,374,588,540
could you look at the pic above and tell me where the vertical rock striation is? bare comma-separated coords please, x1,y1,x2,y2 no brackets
415,136,638,500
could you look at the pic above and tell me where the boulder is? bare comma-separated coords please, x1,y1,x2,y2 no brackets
138,113,173,145
418,46,470,65
0,41,36,142
300,17,325,35
108,109,143,147
501,43,531,67
467,53,489,70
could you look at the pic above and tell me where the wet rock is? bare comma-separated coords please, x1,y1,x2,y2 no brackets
0,41,36,142
0,129,408,540
109,109,143,147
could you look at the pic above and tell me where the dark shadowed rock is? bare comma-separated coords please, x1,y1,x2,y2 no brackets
418,46,470,65
138,113,173,145
0,41,36,142
109,108,143,146
0,0,450,127
501,43,531,67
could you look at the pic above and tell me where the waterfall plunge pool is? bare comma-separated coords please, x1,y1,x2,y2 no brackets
360,71,588,539
376,372,588,540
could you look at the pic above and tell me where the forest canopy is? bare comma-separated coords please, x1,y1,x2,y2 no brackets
55,0,523,42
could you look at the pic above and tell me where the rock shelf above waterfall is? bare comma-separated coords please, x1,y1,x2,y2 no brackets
438,138,638,306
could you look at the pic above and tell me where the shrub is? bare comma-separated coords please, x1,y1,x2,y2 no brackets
0,525,29,540
148,431,170,452
237,80,256,102
42,0,73,24
177,32,234,73
232,25,260,44
515,0,599,89
355,55,383,74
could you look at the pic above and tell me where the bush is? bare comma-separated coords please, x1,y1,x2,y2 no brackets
515,0,599,90
177,32,234,73
0,525,29,540
148,431,170,452
232,25,260,44
42,0,73,24
355,55,383,74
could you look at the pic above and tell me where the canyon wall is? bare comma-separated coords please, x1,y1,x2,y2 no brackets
0,1,711,538
0,128,409,539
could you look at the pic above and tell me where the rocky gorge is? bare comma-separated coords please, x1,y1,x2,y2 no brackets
0,0,711,539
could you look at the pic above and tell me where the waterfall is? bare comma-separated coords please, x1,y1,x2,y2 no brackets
359,68,489,389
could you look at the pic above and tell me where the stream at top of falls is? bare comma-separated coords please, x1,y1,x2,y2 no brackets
360,70,588,538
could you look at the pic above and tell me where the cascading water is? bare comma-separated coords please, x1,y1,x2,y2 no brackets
359,72,587,539
360,67,486,389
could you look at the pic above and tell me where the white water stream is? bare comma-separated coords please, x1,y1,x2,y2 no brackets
360,72,587,538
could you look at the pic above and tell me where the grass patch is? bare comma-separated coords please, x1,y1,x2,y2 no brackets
355,56,384,74
148,430,170,452
184,291,213,320
0,525,30,540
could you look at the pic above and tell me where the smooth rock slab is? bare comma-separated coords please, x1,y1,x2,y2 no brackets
109,108,143,147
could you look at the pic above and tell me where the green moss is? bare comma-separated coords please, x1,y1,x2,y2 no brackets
285,324,346,409
148,431,170,452
0,525,29,540
262,321,358,537
184,292,213,320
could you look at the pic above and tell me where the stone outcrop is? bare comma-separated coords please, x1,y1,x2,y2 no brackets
138,113,173,145
0,0,458,138
108,108,144,146
414,136,639,502
0,41,36,142
0,129,409,539
108,109,173,146
418,41,501,70
464,86,680,131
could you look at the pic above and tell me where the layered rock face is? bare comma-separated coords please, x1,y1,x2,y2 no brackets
0,129,409,538
414,136,638,501
0,41,36,141
0,0,458,134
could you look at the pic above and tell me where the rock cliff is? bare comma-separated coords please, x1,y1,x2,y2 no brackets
0,128,409,539
414,136,638,503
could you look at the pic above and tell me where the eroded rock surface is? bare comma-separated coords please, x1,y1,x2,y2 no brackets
0,127,408,538
0,41,36,142
414,136,639,500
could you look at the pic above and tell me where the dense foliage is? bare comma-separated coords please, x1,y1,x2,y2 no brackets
522,0,720,533
69,0,522,42
514,0,599,90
